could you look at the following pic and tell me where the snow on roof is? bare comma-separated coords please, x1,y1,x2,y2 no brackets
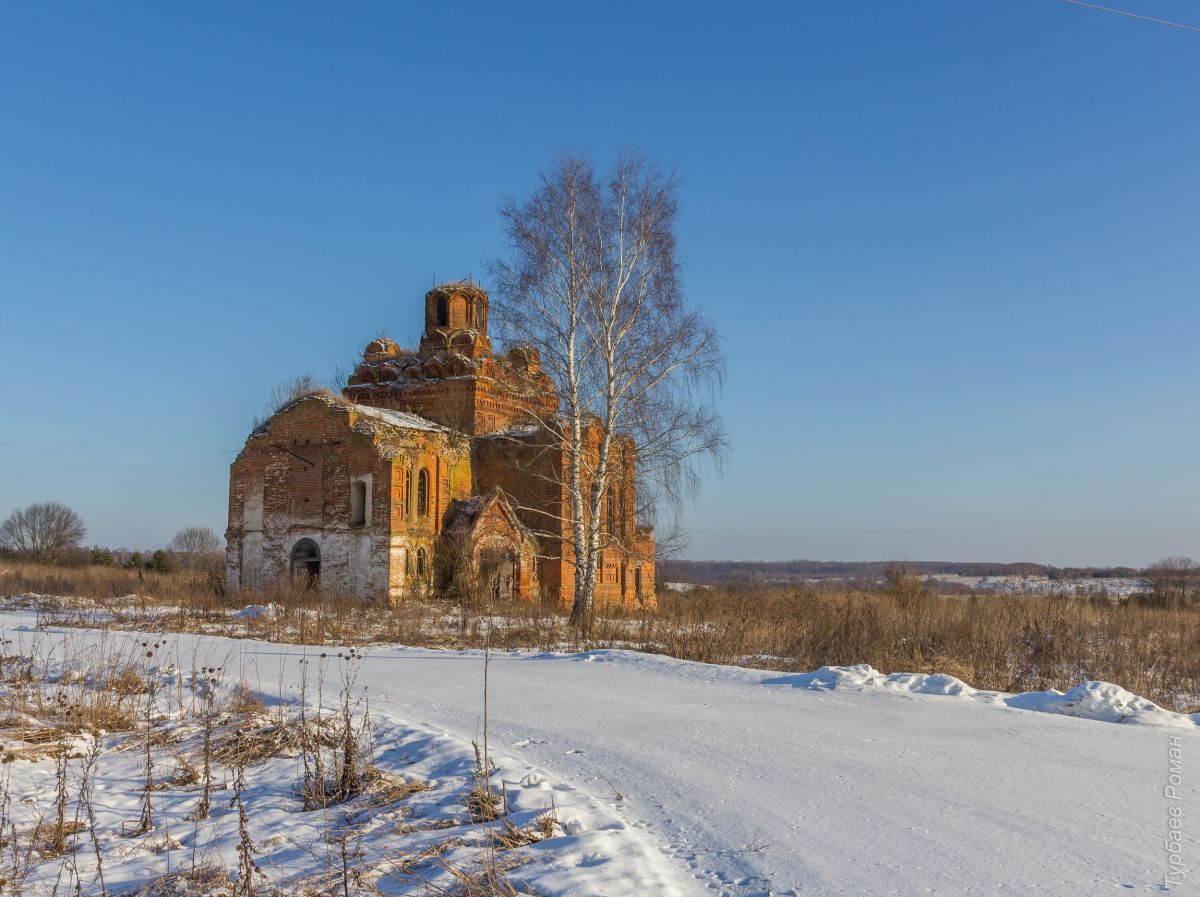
267,392,450,435
347,402,447,433
480,422,542,439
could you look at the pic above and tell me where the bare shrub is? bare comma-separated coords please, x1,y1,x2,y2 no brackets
884,562,928,609
1142,556,1200,607
132,640,164,837
249,374,325,431
231,741,263,897
296,650,372,810
186,663,226,824
168,527,223,573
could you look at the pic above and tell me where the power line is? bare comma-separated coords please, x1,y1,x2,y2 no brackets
1056,0,1200,32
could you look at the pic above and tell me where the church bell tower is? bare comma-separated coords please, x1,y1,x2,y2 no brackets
419,282,492,358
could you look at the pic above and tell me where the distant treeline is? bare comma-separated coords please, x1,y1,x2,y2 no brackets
658,559,1142,585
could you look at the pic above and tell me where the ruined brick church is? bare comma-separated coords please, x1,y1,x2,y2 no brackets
225,282,655,607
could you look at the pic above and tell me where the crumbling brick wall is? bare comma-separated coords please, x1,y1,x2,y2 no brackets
226,398,471,601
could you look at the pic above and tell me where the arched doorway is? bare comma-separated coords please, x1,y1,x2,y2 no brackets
477,546,516,601
291,538,320,586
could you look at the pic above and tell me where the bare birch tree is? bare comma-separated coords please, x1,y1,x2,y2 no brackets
490,152,725,626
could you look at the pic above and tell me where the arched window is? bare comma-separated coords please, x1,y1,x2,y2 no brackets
417,468,429,516
606,483,616,536
436,296,449,326
416,547,427,577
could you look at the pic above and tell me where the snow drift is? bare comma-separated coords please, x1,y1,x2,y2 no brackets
765,662,1197,728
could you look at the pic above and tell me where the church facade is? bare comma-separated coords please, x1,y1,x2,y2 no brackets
225,282,655,607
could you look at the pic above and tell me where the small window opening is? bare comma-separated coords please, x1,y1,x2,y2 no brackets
351,480,368,526
436,296,449,326
416,547,427,577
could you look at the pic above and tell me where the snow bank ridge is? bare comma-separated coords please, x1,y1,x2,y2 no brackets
229,602,282,621
769,664,1196,729
545,649,1193,729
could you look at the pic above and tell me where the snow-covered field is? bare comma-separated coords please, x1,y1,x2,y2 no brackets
927,573,1147,596
0,606,1194,896
667,576,1148,597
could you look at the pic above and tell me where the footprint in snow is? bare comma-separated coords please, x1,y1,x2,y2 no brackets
566,749,584,755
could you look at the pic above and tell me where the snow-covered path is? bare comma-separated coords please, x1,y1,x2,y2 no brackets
358,648,1195,896
5,608,1194,896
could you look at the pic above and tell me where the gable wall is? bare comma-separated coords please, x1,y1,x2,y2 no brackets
226,401,471,600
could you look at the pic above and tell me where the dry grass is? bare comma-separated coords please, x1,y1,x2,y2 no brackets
465,784,503,824
168,752,200,786
361,768,430,808
434,853,528,897
0,660,143,748
107,665,149,698
396,817,462,835
0,603,544,897
111,864,233,897
210,716,334,767
226,682,266,717
4,560,1200,711
638,584,1200,711
28,818,87,857
493,812,559,851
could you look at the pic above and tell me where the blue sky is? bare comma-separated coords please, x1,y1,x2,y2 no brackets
1,1,1197,566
